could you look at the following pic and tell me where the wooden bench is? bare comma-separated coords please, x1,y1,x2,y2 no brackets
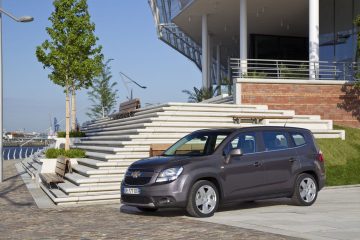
231,115,293,124
111,99,141,120
39,157,72,189
150,144,172,157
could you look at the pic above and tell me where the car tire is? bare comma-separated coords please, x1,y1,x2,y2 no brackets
186,180,219,218
136,207,158,212
292,173,318,206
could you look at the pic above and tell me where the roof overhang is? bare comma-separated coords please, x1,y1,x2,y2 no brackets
173,0,309,51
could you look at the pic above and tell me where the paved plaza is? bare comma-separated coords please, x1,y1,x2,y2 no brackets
0,160,297,240
1,160,359,240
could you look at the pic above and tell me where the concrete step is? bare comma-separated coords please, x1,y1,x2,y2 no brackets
73,164,127,176
312,129,345,140
65,172,122,185
77,158,136,168
84,109,294,131
74,145,150,153
265,119,332,130
58,180,120,194
85,151,148,160
40,183,120,205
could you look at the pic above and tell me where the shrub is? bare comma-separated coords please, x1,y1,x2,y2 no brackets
57,131,86,138
45,148,86,158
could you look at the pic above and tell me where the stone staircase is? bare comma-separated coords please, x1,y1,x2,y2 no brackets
38,102,345,205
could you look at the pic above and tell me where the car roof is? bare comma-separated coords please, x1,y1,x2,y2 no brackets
195,126,311,134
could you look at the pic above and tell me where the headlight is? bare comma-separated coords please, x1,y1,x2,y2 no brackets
156,167,183,183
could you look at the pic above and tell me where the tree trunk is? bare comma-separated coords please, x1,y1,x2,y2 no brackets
65,86,71,150
71,89,76,131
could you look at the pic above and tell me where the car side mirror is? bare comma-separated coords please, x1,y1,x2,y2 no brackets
224,149,243,164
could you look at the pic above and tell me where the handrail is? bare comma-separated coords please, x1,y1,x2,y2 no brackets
230,58,360,81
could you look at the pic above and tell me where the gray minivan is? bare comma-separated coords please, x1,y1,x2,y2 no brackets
121,126,325,217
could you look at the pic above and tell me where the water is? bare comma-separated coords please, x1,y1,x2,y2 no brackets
3,146,45,160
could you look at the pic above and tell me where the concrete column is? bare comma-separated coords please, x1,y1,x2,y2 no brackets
202,14,209,89
240,0,247,75
208,34,212,88
234,80,242,105
216,45,221,89
309,0,319,79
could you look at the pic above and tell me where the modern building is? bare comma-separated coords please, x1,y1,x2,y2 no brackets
149,0,360,127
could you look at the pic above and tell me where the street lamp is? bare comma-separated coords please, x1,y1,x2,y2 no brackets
119,72,147,100
0,3,33,183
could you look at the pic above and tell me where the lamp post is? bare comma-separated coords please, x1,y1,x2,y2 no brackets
0,2,33,183
119,72,147,100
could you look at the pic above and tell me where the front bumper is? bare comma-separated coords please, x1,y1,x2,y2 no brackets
121,175,189,208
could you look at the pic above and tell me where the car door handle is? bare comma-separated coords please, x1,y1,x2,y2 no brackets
289,158,296,163
254,162,262,167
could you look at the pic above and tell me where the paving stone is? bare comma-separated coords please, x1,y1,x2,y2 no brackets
0,160,300,240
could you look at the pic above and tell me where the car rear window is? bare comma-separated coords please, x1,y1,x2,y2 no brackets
291,133,307,146
263,131,289,151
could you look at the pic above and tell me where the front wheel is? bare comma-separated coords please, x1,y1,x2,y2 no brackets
186,180,219,218
292,173,318,206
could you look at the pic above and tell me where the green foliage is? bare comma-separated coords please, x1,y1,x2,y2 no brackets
45,148,86,158
279,63,308,79
244,71,268,78
57,131,86,138
87,59,118,119
221,77,232,95
182,86,220,103
36,0,103,91
317,125,360,186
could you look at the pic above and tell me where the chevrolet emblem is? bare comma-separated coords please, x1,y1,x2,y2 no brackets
131,171,142,178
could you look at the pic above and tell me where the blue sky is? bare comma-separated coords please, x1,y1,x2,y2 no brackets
3,0,201,132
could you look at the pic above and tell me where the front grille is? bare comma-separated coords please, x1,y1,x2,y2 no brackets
124,169,154,186
124,176,152,186
122,195,151,204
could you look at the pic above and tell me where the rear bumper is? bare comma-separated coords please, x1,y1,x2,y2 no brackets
318,173,326,190
121,175,189,208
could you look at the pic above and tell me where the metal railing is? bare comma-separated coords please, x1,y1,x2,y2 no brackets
149,0,229,85
230,58,360,81
3,146,43,160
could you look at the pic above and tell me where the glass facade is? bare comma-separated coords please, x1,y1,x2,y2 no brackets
170,0,194,18
320,0,360,62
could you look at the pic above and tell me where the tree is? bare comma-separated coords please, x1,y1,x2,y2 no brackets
182,86,219,103
87,59,118,119
36,0,103,150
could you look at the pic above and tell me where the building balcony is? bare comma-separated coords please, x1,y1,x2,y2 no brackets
230,58,360,82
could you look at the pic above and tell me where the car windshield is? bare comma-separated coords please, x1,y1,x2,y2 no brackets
163,132,230,156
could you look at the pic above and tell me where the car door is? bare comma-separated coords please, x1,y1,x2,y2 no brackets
260,131,299,194
221,132,265,200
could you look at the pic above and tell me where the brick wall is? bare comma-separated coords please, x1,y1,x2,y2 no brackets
240,81,360,128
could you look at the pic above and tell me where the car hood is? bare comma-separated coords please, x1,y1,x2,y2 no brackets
129,155,194,172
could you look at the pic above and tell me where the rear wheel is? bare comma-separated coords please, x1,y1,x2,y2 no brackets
186,180,219,218
136,207,158,212
292,173,318,206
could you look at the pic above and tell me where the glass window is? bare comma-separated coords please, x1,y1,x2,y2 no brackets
291,133,307,146
224,132,257,155
163,132,230,156
263,132,289,151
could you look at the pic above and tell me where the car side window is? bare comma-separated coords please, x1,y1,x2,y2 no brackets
263,131,289,151
224,132,257,155
291,133,306,146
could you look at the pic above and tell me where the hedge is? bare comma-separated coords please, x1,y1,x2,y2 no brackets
45,148,86,158
57,131,86,138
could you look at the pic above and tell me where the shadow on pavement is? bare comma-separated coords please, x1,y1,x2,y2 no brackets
120,198,294,217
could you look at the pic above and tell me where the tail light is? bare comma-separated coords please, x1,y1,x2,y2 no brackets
317,150,324,162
